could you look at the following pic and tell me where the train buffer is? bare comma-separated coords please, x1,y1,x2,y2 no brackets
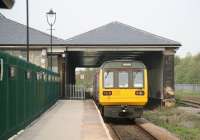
11,100,112,140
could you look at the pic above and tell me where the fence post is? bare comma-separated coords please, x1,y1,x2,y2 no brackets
83,87,85,100
81,86,83,100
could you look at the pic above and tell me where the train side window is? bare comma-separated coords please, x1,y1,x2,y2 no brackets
118,71,128,88
104,71,114,88
133,70,144,88
9,66,16,78
0,59,3,81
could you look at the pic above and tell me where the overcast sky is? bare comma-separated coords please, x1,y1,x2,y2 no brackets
1,0,200,56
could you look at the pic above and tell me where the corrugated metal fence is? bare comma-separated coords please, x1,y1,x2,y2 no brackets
65,84,86,100
175,84,200,92
0,51,60,140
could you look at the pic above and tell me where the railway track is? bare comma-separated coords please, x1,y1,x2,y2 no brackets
178,99,200,108
107,119,157,140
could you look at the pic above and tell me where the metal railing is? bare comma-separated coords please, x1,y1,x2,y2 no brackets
175,84,200,92
65,84,86,100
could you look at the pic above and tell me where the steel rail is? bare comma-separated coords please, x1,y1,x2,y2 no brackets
178,99,200,108
109,122,157,140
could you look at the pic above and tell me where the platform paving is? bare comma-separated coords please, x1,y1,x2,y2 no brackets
13,100,112,140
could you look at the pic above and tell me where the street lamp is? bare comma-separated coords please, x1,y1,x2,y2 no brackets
46,9,56,71
26,0,29,62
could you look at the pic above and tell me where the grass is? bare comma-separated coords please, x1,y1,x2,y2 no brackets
144,107,200,140
175,90,200,100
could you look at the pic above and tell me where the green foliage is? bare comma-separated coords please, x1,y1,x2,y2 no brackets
76,68,97,89
175,90,200,100
144,107,200,140
175,53,200,84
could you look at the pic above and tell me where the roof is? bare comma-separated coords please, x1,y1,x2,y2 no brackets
65,21,181,47
0,13,66,46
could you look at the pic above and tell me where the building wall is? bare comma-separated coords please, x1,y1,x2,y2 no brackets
163,49,175,99
142,53,164,99
0,47,63,73
1,49,48,68
47,55,59,72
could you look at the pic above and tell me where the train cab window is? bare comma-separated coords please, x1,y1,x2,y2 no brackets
104,71,114,88
118,71,128,88
133,70,144,88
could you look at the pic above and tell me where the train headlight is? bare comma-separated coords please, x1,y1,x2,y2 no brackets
135,91,144,96
103,91,112,96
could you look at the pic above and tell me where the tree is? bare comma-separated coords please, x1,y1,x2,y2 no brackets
76,68,97,88
175,52,200,84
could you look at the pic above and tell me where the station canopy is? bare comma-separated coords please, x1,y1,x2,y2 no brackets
65,21,181,67
66,21,180,46
0,13,66,47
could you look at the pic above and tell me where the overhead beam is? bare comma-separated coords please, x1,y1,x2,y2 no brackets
67,46,166,52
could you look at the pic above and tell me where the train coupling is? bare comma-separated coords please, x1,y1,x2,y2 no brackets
121,105,128,113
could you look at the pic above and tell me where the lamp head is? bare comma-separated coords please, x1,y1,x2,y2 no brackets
46,9,56,26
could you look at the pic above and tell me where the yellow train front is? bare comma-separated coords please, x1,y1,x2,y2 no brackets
93,60,148,119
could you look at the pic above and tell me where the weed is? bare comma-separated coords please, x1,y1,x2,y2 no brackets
144,107,200,140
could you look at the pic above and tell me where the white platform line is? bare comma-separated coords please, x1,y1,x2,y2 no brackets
93,101,113,140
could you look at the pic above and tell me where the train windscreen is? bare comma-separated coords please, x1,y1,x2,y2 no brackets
118,71,128,88
104,71,114,88
133,70,144,88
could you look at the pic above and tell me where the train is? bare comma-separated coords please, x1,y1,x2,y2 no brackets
93,60,148,119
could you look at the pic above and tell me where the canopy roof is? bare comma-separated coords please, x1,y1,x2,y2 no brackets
0,13,66,46
66,21,181,47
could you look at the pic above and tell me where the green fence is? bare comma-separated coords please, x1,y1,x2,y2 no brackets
0,51,60,140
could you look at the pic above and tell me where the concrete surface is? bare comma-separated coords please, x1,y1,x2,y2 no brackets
135,118,179,140
13,100,112,140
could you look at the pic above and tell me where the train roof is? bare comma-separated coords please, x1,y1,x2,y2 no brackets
101,60,146,69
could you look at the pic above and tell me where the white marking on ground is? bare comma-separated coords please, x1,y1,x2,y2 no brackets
93,101,113,140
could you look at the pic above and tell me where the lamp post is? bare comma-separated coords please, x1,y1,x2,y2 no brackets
46,9,56,71
26,0,29,62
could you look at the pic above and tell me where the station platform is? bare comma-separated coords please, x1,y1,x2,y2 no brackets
13,100,112,140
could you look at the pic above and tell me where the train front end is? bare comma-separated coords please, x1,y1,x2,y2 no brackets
98,60,148,119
